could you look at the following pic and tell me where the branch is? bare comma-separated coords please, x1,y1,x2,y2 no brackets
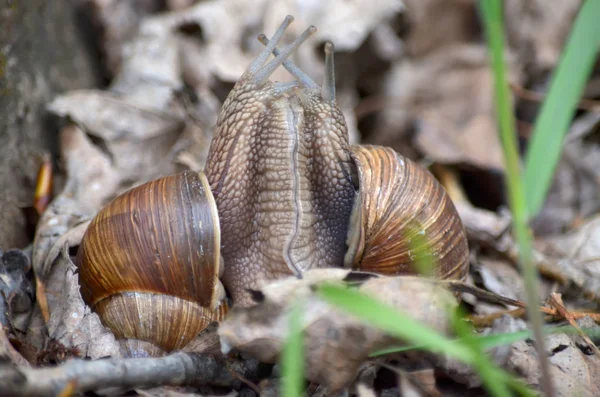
0,351,253,396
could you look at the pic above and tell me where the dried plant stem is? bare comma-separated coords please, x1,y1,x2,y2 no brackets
0,352,252,397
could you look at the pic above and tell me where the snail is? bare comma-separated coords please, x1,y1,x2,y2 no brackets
76,171,229,356
75,16,469,357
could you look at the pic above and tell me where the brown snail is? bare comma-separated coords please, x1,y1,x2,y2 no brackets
76,16,469,356
76,171,228,356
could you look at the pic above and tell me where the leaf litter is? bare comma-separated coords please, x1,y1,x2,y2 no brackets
2,0,600,396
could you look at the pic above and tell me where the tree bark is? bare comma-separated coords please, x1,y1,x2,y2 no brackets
0,1,100,249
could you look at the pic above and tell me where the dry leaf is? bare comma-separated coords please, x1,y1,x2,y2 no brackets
454,202,512,250
266,0,404,53
0,326,30,367
538,216,600,303
530,113,600,235
476,259,525,303
506,334,600,397
32,125,120,279
504,0,583,72
440,315,526,389
402,0,478,57
218,269,458,391
34,245,122,360
84,0,165,75
372,44,520,171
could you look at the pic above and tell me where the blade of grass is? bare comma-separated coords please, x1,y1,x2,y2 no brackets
281,301,305,397
451,310,513,397
524,0,600,217
370,324,600,357
317,283,475,363
317,283,538,395
369,325,547,357
479,1,554,396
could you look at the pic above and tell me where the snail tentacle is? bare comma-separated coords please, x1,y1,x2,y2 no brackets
321,42,336,103
257,33,319,89
247,15,294,75
253,25,317,85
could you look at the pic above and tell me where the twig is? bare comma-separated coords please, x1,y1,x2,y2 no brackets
547,293,600,357
0,351,249,397
468,302,600,329
444,280,526,308
468,308,528,328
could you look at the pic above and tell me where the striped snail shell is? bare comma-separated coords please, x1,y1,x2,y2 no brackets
345,145,469,281
76,171,228,356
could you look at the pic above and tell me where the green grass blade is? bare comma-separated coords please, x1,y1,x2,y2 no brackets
480,0,554,395
317,283,540,396
451,311,513,397
281,301,305,397
524,0,600,217
371,325,600,358
370,328,534,357
316,283,475,363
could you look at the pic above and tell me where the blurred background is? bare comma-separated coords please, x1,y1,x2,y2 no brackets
1,0,594,251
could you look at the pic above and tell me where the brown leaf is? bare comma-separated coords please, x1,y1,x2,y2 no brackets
0,321,30,367
504,0,583,72
84,0,164,76
372,45,521,170
402,0,479,57
32,125,120,279
36,245,122,360
538,216,600,303
506,333,600,397
530,113,600,235
218,269,458,392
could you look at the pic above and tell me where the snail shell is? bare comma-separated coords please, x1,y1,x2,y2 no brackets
345,145,469,281
76,171,228,356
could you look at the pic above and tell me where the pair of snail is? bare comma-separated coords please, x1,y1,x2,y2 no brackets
76,16,470,357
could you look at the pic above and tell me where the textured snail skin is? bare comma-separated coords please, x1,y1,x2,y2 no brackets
204,17,470,306
204,20,355,306
76,171,228,354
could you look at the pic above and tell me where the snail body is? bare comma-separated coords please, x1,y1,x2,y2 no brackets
204,20,356,306
76,16,469,355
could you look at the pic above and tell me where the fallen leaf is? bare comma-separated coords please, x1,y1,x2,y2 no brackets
402,0,479,57
506,333,600,396
0,326,30,367
218,269,458,392
530,113,600,235
32,125,120,279
504,0,583,72
538,216,600,304
84,0,164,76
39,245,122,360
371,44,521,171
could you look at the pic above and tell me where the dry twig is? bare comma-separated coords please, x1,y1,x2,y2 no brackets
0,351,252,397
